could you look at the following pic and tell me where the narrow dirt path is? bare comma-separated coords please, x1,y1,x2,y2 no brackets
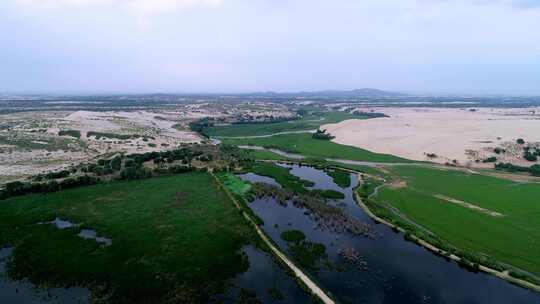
211,172,336,304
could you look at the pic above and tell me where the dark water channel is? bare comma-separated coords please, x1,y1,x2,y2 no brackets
239,164,540,304
218,246,313,303
0,247,90,304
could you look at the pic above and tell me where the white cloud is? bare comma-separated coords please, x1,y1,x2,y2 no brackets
4,0,540,94
15,0,223,14
15,0,223,28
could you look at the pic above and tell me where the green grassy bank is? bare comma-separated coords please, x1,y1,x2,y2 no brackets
373,165,540,277
205,111,367,137
222,133,412,163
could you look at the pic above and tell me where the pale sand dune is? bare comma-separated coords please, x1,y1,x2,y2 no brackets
323,107,540,167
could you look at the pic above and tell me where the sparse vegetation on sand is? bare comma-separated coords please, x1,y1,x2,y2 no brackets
222,133,412,163
494,162,540,177
371,165,540,277
0,133,83,152
86,131,142,140
0,172,258,303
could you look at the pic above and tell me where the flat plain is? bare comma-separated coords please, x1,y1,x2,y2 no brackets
222,133,412,163
324,107,540,167
0,172,257,303
373,165,540,276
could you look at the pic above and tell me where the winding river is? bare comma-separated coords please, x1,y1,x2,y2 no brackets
239,164,540,304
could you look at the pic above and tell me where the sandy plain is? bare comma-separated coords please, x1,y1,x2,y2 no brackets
323,107,540,167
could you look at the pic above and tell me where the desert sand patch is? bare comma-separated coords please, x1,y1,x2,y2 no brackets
323,107,540,167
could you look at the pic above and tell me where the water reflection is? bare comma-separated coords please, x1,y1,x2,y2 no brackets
218,246,312,303
0,247,90,304
240,165,540,304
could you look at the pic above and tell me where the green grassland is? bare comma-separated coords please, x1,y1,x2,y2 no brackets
328,162,390,177
219,172,252,196
205,111,372,137
373,165,540,276
248,162,314,193
244,149,292,161
222,133,412,163
0,172,257,303
325,169,351,188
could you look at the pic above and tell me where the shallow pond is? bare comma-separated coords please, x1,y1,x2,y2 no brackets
240,164,540,304
0,247,90,304
78,229,112,246
218,245,313,303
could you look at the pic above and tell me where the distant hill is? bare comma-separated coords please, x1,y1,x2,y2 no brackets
299,88,406,98
244,88,406,98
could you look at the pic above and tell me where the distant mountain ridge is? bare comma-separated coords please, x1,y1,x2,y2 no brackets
246,88,406,98
300,88,406,97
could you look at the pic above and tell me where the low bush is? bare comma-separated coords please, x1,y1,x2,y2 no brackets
312,129,335,140
280,230,306,243
119,167,152,180
312,189,345,200
524,151,538,162
58,129,81,138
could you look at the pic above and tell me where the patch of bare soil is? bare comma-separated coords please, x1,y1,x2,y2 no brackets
387,180,407,189
434,194,504,217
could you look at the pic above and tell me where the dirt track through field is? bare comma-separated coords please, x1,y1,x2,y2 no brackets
434,194,504,217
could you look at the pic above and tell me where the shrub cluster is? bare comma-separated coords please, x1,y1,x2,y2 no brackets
1,147,211,200
482,156,497,163
189,118,213,138
33,169,72,181
58,129,81,138
87,131,141,140
312,129,335,140
0,175,100,200
495,162,540,176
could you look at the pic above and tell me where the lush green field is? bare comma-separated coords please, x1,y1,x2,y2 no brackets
223,133,412,163
244,149,292,161
328,162,389,177
205,111,374,137
0,172,257,303
219,172,252,196
374,165,540,276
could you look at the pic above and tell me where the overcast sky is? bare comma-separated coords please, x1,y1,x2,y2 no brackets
1,0,540,95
